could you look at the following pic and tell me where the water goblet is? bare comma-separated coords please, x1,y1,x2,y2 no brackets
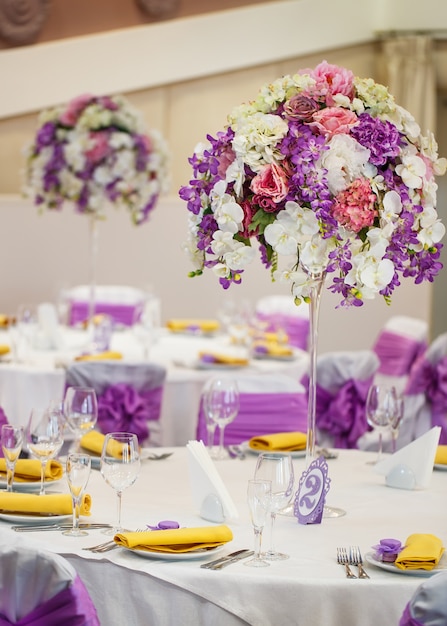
244,479,272,568
366,384,398,464
63,453,91,536
63,386,98,453
203,377,239,460
254,452,295,560
100,432,140,534
26,408,64,495
1,424,24,492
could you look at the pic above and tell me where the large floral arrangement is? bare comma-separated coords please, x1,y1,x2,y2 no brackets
180,61,446,306
24,93,170,225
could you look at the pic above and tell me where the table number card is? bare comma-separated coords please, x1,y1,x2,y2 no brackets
294,456,331,525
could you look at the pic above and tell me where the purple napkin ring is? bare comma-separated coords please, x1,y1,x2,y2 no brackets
372,538,403,562
147,520,180,531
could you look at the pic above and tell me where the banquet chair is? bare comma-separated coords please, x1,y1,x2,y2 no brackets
196,373,308,446
65,361,167,446
309,350,380,449
399,571,447,626
0,540,99,625
254,295,310,351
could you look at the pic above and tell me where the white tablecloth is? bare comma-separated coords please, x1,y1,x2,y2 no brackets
0,448,445,625
0,328,309,446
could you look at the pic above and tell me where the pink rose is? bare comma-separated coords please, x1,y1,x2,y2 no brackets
283,95,319,121
60,94,94,126
309,60,355,106
217,147,236,178
309,107,358,137
240,199,259,238
86,131,111,164
250,163,289,203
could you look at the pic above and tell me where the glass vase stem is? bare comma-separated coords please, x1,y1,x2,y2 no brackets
88,216,99,331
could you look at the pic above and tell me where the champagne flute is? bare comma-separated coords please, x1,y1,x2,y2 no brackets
1,425,24,492
390,393,405,453
26,408,64,495
254,452,294,560
366,384,397,464
100,432,140,534
64,387,98,453
244,479,272,568
203,377,239,460
63,453,91,536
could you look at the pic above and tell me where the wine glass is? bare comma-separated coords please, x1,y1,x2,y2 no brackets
63,453,91,536
26,408,64,495
133,296,161,359
244,479,272,568
100,432,140,534
254,452,295,560
390,393,405,453
1,424,24,492
203,377,240,460
64,387,98,453
366,384,398,464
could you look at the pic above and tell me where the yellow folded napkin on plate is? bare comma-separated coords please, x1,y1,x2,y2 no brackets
249,431,307,451
0,492,91,516
114,524,233,553
252,340,294,358
0,459,63,482
0,344,10,356
434,445,447,465
80,431,123,458
75,351,122,361
395,534,444,571
198,351,249,366
167,319,220,333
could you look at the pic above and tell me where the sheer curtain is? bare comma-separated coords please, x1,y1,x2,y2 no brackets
377,35,437,134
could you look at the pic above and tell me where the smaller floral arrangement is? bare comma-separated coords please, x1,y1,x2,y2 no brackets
372,538,403,562
24,93,170,225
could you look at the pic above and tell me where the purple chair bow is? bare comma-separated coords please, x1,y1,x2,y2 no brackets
97,383,163,443
373,330,427,376
399,571,447,626
69,301,139,327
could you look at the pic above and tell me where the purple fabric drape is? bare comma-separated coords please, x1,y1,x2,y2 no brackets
305,376,373,449
197,392,308,445
373,330,426,376
0,575,99,626
399,604,424,626
255,313,309,350
69,301,139,327
97,383,163,443
405,355,447,444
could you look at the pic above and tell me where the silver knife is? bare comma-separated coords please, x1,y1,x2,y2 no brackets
210,551,254,569
11,523,113,532
201,549,252,569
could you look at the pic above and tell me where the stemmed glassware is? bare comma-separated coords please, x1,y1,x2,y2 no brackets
26,408,64,495
390,392,405,453
1,424,24,492
366,384,399,463
63,453,91,536
244,479,272,568
254,452,294,560
203,377,239,460
100,432,140,534
63,387,98,453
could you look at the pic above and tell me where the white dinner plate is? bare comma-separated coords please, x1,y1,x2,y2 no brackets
240,441,306,458
195,360,248,370
433,463,447,471
252,351,297,362
0,477,63,492
122,544,225,561
0,512,72,524
364,551,447,577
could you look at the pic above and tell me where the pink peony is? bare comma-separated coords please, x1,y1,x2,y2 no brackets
310,107,358,137
85,131,111,164
308,60,355,106
331,178,377,232
240,199,259,238
60,94,94,127
217,147,236,178
250,162,289,203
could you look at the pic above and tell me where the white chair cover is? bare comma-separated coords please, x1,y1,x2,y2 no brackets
399,571,447,626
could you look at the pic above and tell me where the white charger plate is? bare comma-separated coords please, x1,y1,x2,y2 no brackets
122,544,225,561
0,477,63,492
434,464,447,471
240,441,306,458
0,512,71,524
365,551,447,577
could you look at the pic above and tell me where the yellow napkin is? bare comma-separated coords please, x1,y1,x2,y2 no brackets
0,315,10,328
0,459,63,483
80,431,123,458
167,319,220,333
114,524,233,553
252,340,294,358
395,534,444,571
0,345,10,356
0,492,91,516
249,431,307,451
434,445,447,465
198,351,249,366
75,351,122,361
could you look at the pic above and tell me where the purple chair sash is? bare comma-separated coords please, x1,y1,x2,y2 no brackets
97,383,163,443
197,392,308,445
405,355,447,444
399,604,423,626
0,575,99,626
306,376,373,449
69,301,139,327
255,313,309,351
373,330,426,376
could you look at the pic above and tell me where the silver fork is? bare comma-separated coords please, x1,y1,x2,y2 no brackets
337,547,357,578
83,528,145,553
349,546,370,579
